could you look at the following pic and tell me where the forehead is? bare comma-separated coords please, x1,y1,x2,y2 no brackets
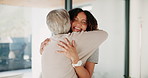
76,12,87,20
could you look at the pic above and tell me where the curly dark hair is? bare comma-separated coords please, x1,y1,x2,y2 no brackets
68,8,98,32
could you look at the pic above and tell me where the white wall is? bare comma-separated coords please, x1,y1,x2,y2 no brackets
130,0,142,78
91,0,125,78
31,8,51,78
141,0,148,78
130,0,148,78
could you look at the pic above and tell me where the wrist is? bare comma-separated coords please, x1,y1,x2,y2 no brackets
72,60,83,67
71,56,79,64
72,59,79,64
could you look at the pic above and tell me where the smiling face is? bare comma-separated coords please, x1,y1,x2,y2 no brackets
71,12,87,32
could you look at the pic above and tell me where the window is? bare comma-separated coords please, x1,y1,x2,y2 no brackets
0,5,32,71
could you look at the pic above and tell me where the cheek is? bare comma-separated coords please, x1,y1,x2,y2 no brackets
82,25,87,31
71,23,74,28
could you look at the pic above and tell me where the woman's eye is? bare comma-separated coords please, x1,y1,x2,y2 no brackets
82,21,87,24
74,19,78,21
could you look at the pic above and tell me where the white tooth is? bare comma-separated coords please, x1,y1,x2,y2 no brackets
75,27,81,30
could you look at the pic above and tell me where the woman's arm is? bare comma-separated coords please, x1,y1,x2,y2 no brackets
74,62,95,78
57,38,95,78
85,62,95,77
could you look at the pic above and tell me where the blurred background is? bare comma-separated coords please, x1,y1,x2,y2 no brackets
0,0,147,78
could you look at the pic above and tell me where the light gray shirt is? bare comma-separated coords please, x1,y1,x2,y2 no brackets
87,48,99,64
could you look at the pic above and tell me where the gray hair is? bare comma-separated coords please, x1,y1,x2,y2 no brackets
46,9,71,35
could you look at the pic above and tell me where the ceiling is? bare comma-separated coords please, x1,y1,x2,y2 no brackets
0,0,94,8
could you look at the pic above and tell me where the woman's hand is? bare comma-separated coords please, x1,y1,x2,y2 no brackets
57,38,79,64
57,38,95,78
40,38,50,55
